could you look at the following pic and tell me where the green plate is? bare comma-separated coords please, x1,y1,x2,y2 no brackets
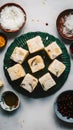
4,32,71,98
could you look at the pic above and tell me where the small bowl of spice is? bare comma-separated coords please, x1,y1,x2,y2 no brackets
0,3,26,33
54,90,73,123
0,32,7,49
0,91,20,112
56,9,73,44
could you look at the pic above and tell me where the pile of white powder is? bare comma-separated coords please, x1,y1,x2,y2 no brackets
63,14,73,37
0,6,26,31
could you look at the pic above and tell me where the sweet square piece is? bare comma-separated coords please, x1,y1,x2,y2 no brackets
10,47,29,64
28,55,45,73
45,41,62,60
20,73,38,93
39,72,56,91
26,36,44,53
0,80,4,88
7,64,26,81
48,59,66,77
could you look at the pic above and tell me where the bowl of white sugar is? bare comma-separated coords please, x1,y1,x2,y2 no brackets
56,9,73,44
0,3,26,33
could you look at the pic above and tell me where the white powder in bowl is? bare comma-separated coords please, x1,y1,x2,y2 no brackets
0,6,26,31
63,14,73,37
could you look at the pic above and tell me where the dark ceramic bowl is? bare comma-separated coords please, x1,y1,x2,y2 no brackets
56,9,73,44
54,90,73,123
70,43,73,56
0,3,26,33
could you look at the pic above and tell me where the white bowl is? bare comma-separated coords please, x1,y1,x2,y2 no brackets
0,91,20,112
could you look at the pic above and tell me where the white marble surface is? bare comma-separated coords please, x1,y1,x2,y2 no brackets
0,0,73,130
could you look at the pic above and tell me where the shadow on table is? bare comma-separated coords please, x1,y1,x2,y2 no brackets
54,113,73,129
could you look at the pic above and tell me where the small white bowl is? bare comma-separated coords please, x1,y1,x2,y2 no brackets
0,91,20,112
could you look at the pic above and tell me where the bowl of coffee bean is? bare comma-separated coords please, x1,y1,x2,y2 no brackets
54,90,73,123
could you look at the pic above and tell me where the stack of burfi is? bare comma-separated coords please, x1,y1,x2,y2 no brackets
48,59,66,77
39,73,56,91
10,47,29,64
45,41,62,60
26,36,44,53
7,35,66,93
7,64,26,81
28,55,45,73
21,73,38,93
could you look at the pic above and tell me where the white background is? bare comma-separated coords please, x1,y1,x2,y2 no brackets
0,0,73,130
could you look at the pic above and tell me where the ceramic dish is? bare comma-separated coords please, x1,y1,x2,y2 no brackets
0,91,20,112
3,32,70,98
54,90,73,123
70,43,73,56
56,9,73,44
0,32,7,49
0,3,26,33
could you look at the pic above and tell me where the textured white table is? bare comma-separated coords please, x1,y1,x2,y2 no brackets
0,0,73,130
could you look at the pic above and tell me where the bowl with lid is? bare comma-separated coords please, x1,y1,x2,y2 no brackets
0,3,26,33
56,9,73,44
0,91,20,112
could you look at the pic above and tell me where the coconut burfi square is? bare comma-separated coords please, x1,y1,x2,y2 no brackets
0,80,4,88
26,36,44,53
28,55,45,73
45,41,62,60
20,73,38,93
39,73,56,91
10,47,29,64
48,59,66,77
7,64,26,81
